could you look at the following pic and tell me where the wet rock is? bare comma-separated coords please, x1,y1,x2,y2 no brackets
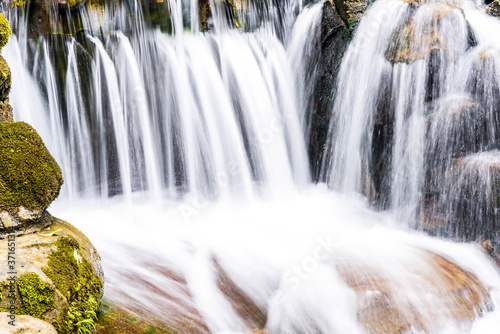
437,151,500,244
337,251,492,333
487,0,500,17
0,312,57,333
0,217,103,334
0,100,13,122
308,0,350,181
424,96,487,204
0,56,12,101
0,122,63,234
216,261,267,330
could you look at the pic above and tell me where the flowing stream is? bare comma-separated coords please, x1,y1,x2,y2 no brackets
4,0,500,332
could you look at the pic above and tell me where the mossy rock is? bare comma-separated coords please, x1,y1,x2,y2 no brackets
0,217,104,334
0,100,13,122
0,121,63,232
0,56,12,101
0,14,11,49
487,0,500,17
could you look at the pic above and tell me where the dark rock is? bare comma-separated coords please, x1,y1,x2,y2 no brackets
308,0,350,182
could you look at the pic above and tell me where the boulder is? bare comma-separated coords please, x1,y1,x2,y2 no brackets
0,14,11,49
0,312,57,333
0,121,63,234
0,217,103,334
339,252,492,333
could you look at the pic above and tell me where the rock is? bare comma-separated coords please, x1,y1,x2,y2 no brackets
0,217,104,334
436,151,500,244
487,0,500,17
0,100,13,122
0,14,11,49
308,0,350,181
424,96,487,206
0,312,57,333
0,56,12,102
0,121,63,234
337,251,492,333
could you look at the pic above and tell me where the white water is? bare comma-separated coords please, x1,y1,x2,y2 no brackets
4,0,500,332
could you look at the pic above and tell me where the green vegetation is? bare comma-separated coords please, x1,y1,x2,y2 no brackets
43,237,102,334
17,273,55,318
0,14,11,49
0,121,63,217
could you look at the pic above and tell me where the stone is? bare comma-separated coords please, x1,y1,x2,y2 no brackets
0,121,63,235
0,56,12,102
487,0,500,17
0,312,57,333
0,14,11,49
0,217,103,334
0,100,13,122
337,251,492,333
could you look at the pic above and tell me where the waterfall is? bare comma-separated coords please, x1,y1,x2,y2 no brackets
321,0,500,232
4,0,500,333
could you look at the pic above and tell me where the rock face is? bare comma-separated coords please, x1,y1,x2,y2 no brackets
0,217,104,334
308,0,351,181
0,312,57,333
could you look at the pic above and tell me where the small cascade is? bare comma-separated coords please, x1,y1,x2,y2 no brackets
321,0,500,231
5,0,309,201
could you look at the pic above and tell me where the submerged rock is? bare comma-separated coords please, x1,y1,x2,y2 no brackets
337,251,492,333
0,121,63,233
0,217,103,334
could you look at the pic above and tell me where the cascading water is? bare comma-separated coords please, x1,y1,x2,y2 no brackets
4,0,500,332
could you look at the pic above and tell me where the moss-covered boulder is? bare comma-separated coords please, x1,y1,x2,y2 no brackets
0,121,63,233
0,56,12,101
0,217,103,334
0,14,11,49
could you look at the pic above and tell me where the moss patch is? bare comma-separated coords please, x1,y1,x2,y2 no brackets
18,273,55,318
0,14,11,49
0,121,63,216
0,55,12,101
42,236,102,334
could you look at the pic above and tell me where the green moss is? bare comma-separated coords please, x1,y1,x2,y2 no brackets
0,55,12,101
43,237,102,334
0,14,11,49
18,273,55,318
0,121,63,216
